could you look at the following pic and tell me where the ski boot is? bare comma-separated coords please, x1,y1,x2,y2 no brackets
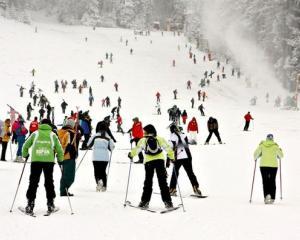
47,200,56,212
138,201,149,209
96,180,103,192
164,201,174,209
25,200,34,214
193,186,202,196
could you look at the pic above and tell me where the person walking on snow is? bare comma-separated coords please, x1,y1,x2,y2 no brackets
197,90,201,101
198,104,205,116
168,124,202,197
191,98,195,109
29,117,39,135
89,95,94,107
172,59,175,67
156,92,161,103
114,83,118,92
127,117,144,164
128,124,175,209
244,112,254,131
173,89,178,100
187,80,192,90
19,86,25,98
181,110,188,124
204,117,222,144
61,100,68,114
87,121,115,192
187,117,198,145
27,102,34,121
202,91,207,102
254,134,283,204
22,118,64,214
116,114,125,134
39,107,45,121
0,119,11,161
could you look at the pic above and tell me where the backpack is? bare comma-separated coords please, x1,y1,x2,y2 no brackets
145,136,162,156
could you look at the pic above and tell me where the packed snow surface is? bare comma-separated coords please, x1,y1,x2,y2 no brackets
0,17,299,240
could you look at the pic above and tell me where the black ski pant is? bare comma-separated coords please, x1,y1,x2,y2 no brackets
169,158,199,189
141,160,172,203
132,138,143,161
244,121,250,131
26,162,56,203
1,141,8,160
205,130,222,143
82,134,90,149
93,161,108,187
60,159,75,195
260,167,278,199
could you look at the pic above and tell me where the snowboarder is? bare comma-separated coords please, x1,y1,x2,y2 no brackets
87,121,115,192
26,102,34,121
244,112,254,131
127,117,144,164
168,124,202,197
181,110,188,124
61,100,68,114
128,124,175,209
254,134,283,204
187,117,198,144
22,118,64,215
191,98,195,109
204,117,222,144
198,104,205,116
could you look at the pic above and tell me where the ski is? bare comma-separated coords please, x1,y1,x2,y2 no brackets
125,201,157,213
190,194,208,198
160,205,181,214
44,207,60,216
114,161,130,164
200,142,226,146
18,206,36,217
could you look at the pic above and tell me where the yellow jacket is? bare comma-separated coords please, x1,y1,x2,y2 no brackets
1,122,11,142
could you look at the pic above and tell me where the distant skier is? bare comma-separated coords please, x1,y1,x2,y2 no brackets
209,70,214,78
274,96,281,107
204,117,222,144
61,100,68,114
198,104,205,116
243,112,254,131
111,107,118,119
130,48,133,55
181,110,188,124
156,103,161,115
114,83,118,92
172,59,175,67
89,95,94,107
71,79,77,89
191,98,195,109
54,80,59,93
173,89,178,100
116,114,124,134
156,92,161,103
82,79,88,88
187,80,192,90
117,97,122,108
79,85,83,94
127,117,144,164
193,55,197,64
26,102,34,121
105,96,110,107
202,91,207,102
110,53,113,63
250,96,257,106
19,86,25,97
187,117,198,144
46,103,52,120
33,94,38,106
197,90,201,101
31,68,36,77
100,75,104,82
254,134,283,204
266,93,269,103
39,107,45,120
98,60,103,68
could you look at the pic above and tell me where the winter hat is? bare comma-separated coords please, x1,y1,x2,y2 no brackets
64,118,75,128
143,124,157,136
132,117,139,122
266,134,274,140
104,116,111,122
41,118,52,125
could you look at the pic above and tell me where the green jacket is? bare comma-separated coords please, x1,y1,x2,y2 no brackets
22,124,64,163
254,140,283,167
130,135,174,163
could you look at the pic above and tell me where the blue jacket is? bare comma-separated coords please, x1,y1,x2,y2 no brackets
87,132,115,161
80,119,91,135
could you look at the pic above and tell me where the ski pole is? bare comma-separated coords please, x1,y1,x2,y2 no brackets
172,163,186,212
75,149,89,173
249,159,257,203
9,141,13,161
106,151,113,189
123,159,133,207
279,157,282,200
58,164,74,215
9,156,29,212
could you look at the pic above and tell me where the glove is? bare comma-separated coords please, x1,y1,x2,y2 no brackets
25,154,30,161
128,152,133,161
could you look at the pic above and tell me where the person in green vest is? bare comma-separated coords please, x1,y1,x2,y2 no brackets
254,134,283,204
22,119,64,214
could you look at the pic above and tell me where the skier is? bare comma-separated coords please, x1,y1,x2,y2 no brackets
156,102,161,115
89,95,94,107
187,117,198,145
156,92,161,103
105,96,111,107
117,97,122,108
82,79,88,88
109,53,113,63
204,117,222,144
232,68,235,76
61,100,68,114
254,134,283,204
39,107,45,120
100,75,104,82
168,124,202,197
46,103,52,120
71,79,77,89
105,53,109,59
19,86,25,97
98,60,103,68
87,121,115,192
0,119,11,161
197,90,201,101
114,83,118,92
79,112,92,150
128,124,174,209
31,68,36,77
127,117,144,164
217,74,220,81
22,118,64,215
217,61,220,68
274,96,281,107
78,85,83,94
101,99,105,107
54,80,59,93
193,55,197,64
250,96,257,106
198,104,205,116
187,80,192,90
26,102,34,121
209,70,214,78
111,106,118,119
173,89,178,100
116,114,125,134
96,116,117,143
181,110,188,124
15,116,28,162
57,118,79,197
191,98,195,109
89,86,92,95
29,117,39,135
33,94,38,106
244,112,254,131
202,91,207,102
172,59,175,67
29,87,34,98
130,48,133,55
204,71,208,79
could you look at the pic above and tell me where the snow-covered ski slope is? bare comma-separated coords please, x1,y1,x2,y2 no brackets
0,17,300,240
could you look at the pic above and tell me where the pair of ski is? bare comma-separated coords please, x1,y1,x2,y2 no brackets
125,201,181,214
154,192,208,199
18,206,59,217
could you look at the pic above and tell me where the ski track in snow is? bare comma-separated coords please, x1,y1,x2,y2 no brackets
0,17,300,240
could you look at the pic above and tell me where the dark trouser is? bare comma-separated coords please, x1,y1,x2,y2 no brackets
200,110,205,116
133,138,144,161
205,130,222,143
93,161,108,187
26,162,56,203
117,124,124,134
60,159,76,194
244,121,250,131
169,158,199,189
82,134,90,149
141,160,171,203
1,141,8,160
260,167,278,199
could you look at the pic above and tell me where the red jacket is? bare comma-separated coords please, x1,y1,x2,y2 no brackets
116,116,122,125
29,120,39,133
187,118,198,132
132,121,143,138
244,113,253,122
